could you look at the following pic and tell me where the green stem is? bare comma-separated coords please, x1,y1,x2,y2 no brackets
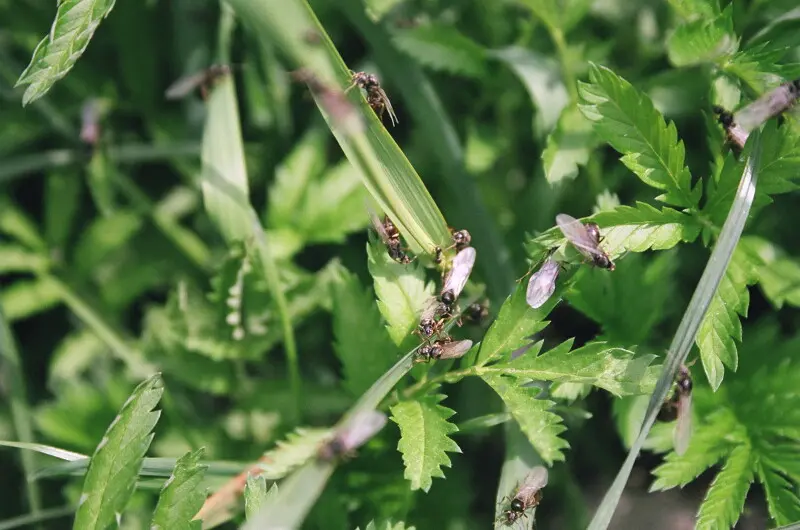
0,143,202,185
551,28,578,100
0,505,75,530
113,172,211,271
0,307,43,518
44,275,153,376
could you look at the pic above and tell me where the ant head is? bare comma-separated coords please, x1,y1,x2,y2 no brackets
441,290,455,305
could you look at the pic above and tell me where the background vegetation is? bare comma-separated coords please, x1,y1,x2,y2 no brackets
1,0,800,528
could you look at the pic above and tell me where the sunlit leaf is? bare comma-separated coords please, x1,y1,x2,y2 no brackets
151,448,207,530
16,0,118,105
391,394,461,492
578,64,700,208
72,374,163,530
392,25,487,78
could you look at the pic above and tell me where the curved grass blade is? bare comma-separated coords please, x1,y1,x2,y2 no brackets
587,131,762,530
337,0,515,297
72,374,164,530
223,0,451,258
15,0,118,105
0,505,75,530
0,440,87,462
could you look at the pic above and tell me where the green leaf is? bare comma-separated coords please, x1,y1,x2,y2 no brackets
258,427,332,480
48,330,107,387
758,459,800,526
696,444,754,530
666,6,737,67
489,47,569,134
480,373,567,464
367,239,434,347
542,104,595,184
526,203,701,266
0,244,49,274
295,160,370,243
0,199,46,251
15,0,118,105
696,242,761,390
724,43,797,93
567,252,678,345
151,448,208,530
481,340,657,397
390,394,461,492
72,373,163,530
475,274,562,366
578,64,700,208
650,410,737,490
267,128,327,229
758,256,800,309
332,265,399,396
1,277,62,322
73,210,143,274
244,476,278,520
703,122,800,226
392,25,487,78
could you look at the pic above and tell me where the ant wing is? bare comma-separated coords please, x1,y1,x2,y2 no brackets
735,81,800,132
437,339,473,360
377,87,398,126
337,410,388,452
420,297,441,321
442,247,476,298
556,213,606,261
526,258,560,309
366,205,392,244
515,466,549,505
165,71,207,100
674,392,693,456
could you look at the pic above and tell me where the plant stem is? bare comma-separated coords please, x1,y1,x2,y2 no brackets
0,143,202,185
0,307,43,518
550,28,578,100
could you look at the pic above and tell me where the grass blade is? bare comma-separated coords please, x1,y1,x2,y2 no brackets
587,130,762,530
0,505,75,530
0,441,86,462
72,374,164,530
224,0,451,259
0,307,42,516
338,0,515,298
200,42,300,421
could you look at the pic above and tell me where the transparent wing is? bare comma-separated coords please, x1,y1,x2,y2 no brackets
674,393,693,456
437,339,473,360
378,87,398,126
420,297,441,321
735,82,799,132
516,466,549,504
366,205,391,245
555,214,605,260
337,410,388,452
165,72,206,99
442,247,476,297
526,259,560,309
